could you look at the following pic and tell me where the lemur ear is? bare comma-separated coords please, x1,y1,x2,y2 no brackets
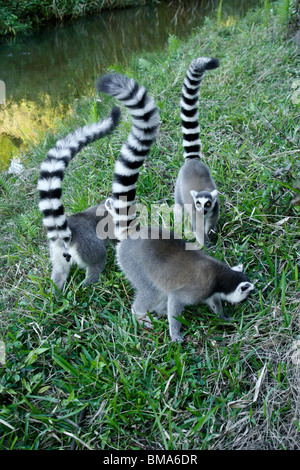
232,263,243,272
211,189,218,198
105,197,115,215
190,190,198,200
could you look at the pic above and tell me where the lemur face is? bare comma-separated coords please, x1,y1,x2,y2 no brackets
190,189,218,215
221,265,255,304
224,281,255,303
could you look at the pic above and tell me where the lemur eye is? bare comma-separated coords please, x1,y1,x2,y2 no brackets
196,201,201,207
205,201,211,208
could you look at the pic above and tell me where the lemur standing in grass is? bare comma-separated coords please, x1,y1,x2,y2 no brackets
98,71,254,343
37,106,120,291
174,57,220,246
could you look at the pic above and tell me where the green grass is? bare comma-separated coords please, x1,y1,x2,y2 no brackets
0,2,299,450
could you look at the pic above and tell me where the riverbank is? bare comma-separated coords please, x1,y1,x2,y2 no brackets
0,0,153,37
0,1,299,450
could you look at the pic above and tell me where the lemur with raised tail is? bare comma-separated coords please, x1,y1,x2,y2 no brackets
37,106,120,291
98,71,254,342
174,57,220,246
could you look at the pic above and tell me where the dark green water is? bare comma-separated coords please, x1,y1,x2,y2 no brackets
0,0,260,169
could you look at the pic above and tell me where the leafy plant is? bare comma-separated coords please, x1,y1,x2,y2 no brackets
277,0,299,30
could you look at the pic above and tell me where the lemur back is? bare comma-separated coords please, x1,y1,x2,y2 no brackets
37,106,120,291
174,57,220,246
100,72,254,343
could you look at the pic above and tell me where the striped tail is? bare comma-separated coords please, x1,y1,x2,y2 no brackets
96,73,160,240
37,106,121,247
181,57,219,160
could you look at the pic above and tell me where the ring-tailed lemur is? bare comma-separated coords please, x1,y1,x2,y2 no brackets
37,106,120,291
99,73,254,342
174,57,220,246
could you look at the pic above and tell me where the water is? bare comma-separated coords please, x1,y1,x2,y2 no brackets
0,0,259,169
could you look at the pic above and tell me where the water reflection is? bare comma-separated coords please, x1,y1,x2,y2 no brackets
0,0,259,169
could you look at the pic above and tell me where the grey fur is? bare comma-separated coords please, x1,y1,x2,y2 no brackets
116,227,254,342
174,57,220,245
100,73,254,342
38,107,120,291
49,203,115,291
174,160,219,245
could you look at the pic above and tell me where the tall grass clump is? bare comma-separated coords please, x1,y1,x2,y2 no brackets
0,1,299,450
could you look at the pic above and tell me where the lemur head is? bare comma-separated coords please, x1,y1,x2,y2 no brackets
221,264,255,304
190,189,218,215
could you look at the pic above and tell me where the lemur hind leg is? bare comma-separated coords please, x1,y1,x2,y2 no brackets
132,287,163,329
167,294,186,343
84,264,105,286
50,240,71,291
